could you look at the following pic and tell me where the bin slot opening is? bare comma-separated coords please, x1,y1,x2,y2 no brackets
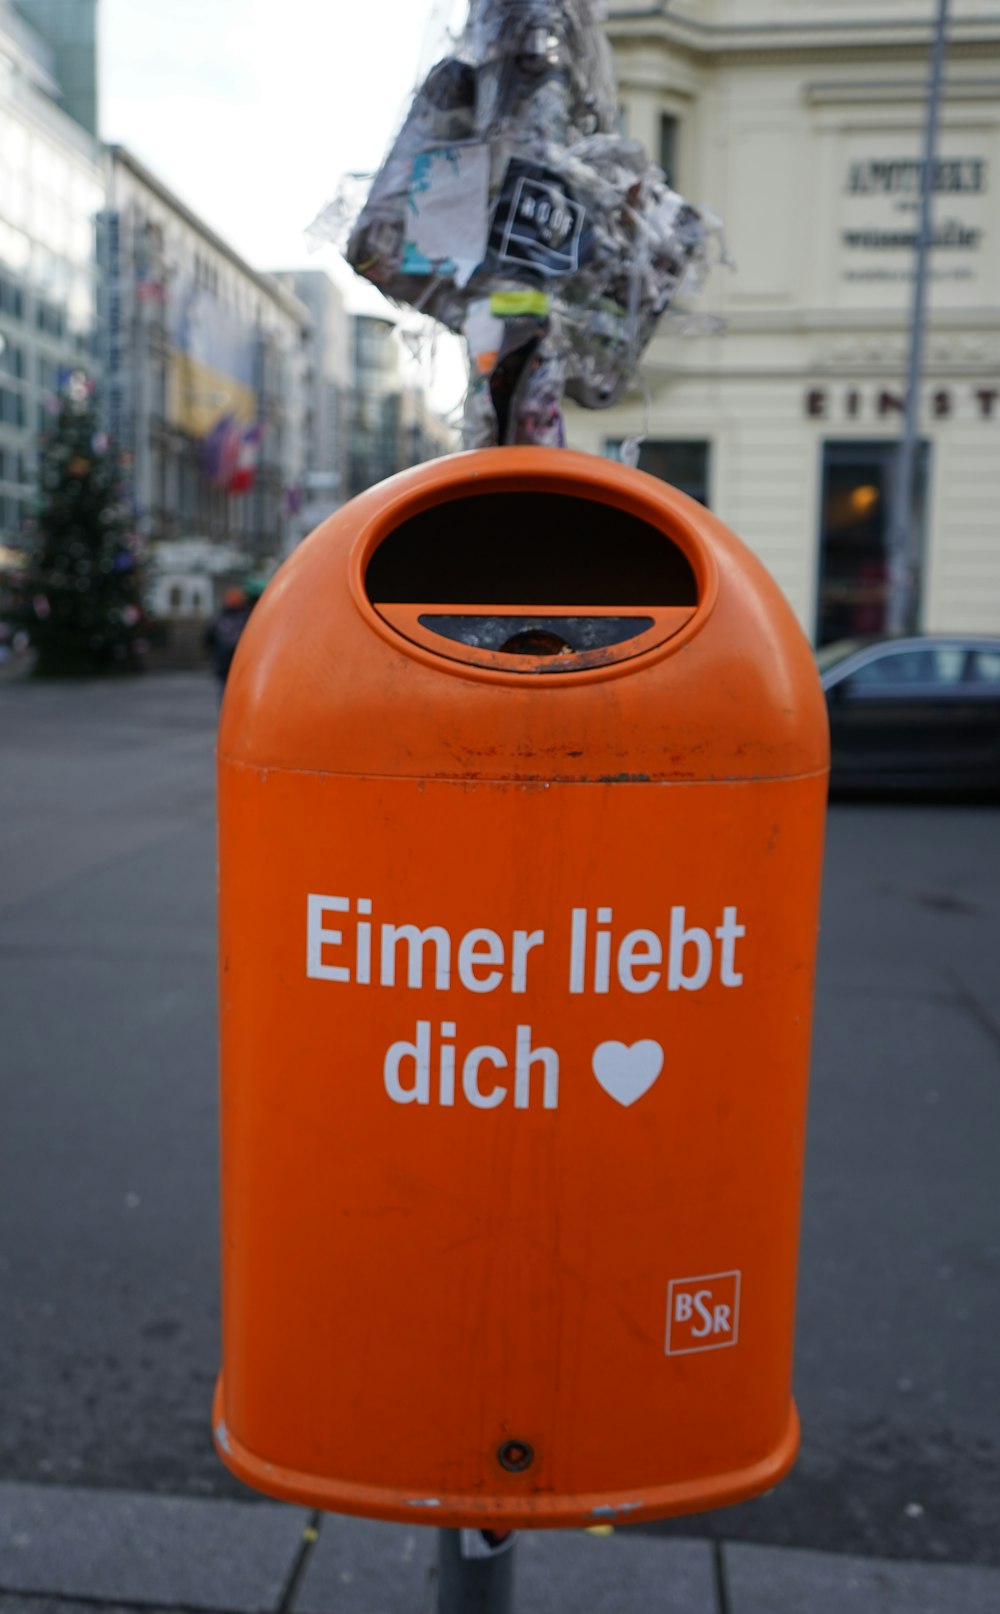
365,492,698,607
418,614,656,654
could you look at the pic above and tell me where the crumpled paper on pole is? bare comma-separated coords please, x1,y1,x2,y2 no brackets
310,0,721,447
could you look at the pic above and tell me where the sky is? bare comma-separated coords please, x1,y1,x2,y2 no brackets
99,0,465,296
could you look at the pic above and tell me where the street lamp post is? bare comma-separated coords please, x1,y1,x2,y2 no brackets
885,0,951,636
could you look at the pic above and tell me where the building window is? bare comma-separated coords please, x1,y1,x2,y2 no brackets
35,300,65,338
1,386,25,427
659,115,679,187
0,494,22,533
0,274,24,319
0,448,25,487
606,438,710,506
0,342,25,379
37,356,61,392
817,440,930,646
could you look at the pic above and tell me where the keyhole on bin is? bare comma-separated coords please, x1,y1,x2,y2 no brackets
499,629,572,657
498,1439,535,1473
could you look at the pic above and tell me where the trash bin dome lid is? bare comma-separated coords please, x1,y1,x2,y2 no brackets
220,448,829,783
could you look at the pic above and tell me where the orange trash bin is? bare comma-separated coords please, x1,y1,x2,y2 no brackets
213,446,829,1528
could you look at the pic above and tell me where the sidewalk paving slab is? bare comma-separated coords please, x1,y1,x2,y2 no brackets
0,1604,238,1614
513,1531,716,1614
292,1516,718,1614
291,1515,436,1614
725,1541,1000,1614
0,1483,311,1613
4,1484,1000,1614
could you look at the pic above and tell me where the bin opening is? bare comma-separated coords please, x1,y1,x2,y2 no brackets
418,614,657,654
500,629,573,657
365,492,698,607
363,490,702,674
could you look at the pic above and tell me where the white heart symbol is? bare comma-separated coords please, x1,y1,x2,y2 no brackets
592,1040,664,1107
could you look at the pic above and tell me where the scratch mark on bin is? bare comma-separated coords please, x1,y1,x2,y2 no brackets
214,1419,233,1454
592,1502,643,1517
406,1498,443,1508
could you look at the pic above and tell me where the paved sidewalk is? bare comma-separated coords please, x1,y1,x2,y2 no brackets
1,1482,998,1614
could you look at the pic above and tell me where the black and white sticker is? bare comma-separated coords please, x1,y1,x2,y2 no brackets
488,160,588,277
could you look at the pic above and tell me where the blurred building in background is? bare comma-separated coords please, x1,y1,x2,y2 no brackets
98,145,309,622
12,0,97,137
273,268,351,548
0,0,102,560
0,0,453,650
349,315,405,499
347,313,454,503
583,0,1000,644
397,368,457,489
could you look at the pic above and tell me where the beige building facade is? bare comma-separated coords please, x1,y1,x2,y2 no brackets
567,0,1000,643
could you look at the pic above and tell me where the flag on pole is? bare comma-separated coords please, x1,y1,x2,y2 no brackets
203,415,241,489
228,424,265,496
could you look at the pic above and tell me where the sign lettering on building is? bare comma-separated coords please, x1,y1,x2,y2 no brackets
805,386,999,422
845,158,987,197
96,210,132,475
835,134,994,306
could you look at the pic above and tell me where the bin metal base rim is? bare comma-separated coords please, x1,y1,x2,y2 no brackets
212,1379,800,1528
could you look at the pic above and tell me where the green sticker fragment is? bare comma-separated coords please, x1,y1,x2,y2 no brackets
489,290,552,317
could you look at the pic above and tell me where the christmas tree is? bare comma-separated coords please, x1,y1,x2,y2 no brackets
21,373,147,677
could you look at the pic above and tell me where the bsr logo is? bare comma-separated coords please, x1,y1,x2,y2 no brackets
675,1291,732,1337
666,1272,741,1355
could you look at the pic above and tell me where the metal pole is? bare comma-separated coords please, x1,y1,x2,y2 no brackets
885,0,951,636
436,1529,516,1614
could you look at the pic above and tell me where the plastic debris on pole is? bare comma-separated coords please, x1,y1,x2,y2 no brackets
310,0,722,448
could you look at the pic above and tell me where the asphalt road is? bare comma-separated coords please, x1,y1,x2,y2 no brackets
1,673,997,1566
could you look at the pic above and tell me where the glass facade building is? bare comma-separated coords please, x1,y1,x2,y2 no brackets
0,0,102,547
12,0,98,137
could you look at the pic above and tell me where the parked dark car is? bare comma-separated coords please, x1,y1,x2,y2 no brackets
818,635,1000,794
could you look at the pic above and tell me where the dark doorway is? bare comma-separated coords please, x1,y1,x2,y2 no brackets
817,440,929,646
